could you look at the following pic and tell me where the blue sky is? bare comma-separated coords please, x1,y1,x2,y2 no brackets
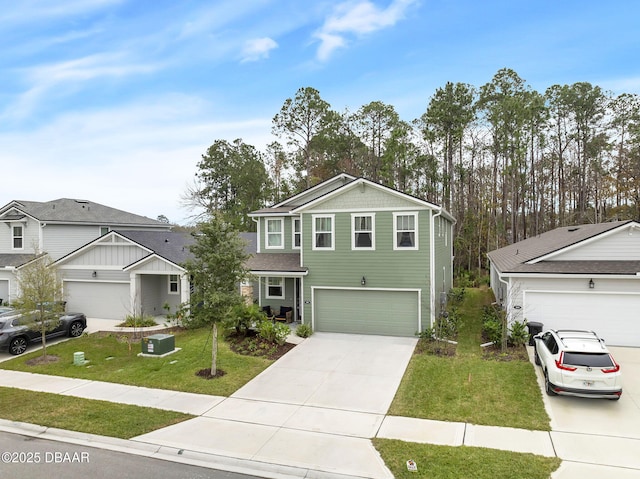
2,0,639,224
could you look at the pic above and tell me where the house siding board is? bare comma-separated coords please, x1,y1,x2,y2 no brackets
309,184,419,211
551,228,640,261
62,244,147,267
301,210,431,331
0,278,9,304
141,275,168,316
134,257,183,273
260,277,296,314
0,216,39,254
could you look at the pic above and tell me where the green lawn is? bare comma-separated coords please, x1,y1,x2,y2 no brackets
0,387,193,439
0,328,274,396
374,439,561,479
389,287,551,431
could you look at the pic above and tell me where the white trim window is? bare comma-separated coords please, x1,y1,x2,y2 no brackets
100,226,110,236
352,213,375,250
266,218,284,249
266,277,285,299
12,225,23,250
393,212,418,250
312,214,334,250
292,218,301,250
168,274,179,294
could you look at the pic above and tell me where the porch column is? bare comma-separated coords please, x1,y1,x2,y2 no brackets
130,272,141,317
180,273,190,306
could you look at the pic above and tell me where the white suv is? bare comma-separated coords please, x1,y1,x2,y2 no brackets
533,329,622,400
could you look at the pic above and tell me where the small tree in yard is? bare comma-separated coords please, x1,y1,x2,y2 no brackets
15,254,64,358
184,214,250,377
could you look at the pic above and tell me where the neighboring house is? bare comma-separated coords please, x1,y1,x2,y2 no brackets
487,220,640,347
247,174,455,337
54,230,193,319
0,198,171,307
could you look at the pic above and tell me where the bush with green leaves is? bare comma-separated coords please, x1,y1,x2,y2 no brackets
295,323,313,338
509,320,529,347
447,287,466,305
257,319,290,345
225,303,265,337
482,305,504,345
118,315,158,328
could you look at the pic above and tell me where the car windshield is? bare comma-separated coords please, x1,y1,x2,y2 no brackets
562,352,614,368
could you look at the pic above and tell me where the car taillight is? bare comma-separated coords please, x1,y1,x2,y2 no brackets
555,352,577,371
602,355,620,373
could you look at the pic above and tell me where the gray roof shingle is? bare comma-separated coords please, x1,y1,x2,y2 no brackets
115,230,195,265
247,253,307,273
488,220,636,274
2,199,166,227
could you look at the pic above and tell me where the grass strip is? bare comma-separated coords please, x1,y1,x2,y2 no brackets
374,439,561,479
0,328,273,397
0,386,193,439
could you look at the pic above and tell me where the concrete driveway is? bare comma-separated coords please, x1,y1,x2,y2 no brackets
531,346,640,475
134,333,417,479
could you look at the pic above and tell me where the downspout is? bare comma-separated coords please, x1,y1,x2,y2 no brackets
430,209,443,329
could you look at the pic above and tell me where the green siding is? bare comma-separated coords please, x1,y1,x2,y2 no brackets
258,216,300,253
312,183,419,210
301,209,431,331
314,288,419,336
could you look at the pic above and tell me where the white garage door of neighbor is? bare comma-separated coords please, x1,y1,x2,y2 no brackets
524,291,640,347
314,288,419,337
65,281,130,320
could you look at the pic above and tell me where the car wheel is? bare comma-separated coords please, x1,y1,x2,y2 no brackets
9,337,28,355
534,346,541,366
69,321,85,338
544,370,557,396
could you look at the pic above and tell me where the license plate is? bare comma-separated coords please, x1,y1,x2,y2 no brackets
583,381,594,387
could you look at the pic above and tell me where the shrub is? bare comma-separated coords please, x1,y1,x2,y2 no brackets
225,303,265,337
295,323,313,338
509,320,529,347
118,315,157,328
447,287,466,305
482,305,504,345
257,319,290,345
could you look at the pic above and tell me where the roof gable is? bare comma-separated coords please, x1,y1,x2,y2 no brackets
488,220,638,273
274,173,356,208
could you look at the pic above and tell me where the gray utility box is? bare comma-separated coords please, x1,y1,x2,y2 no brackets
141,334,175,355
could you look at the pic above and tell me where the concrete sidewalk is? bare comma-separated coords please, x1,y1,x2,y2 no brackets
1,326,639,478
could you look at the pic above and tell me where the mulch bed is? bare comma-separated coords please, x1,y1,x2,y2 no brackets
414,338,457,357
226,331,296,360
195,368,226,379
482,343,529,361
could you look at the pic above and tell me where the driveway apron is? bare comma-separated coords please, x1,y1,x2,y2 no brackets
133,333,417,479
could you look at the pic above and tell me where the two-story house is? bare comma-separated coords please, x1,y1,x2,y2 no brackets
0,199,190,319
247,174,455,337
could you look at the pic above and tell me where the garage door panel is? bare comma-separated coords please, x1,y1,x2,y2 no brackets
65,282,130,320
314,289,418,337
524,292,640,347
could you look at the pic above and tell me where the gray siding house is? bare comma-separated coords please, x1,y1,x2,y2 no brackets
247,174,455,337
488,220,640,347
0,198,171,308
55,230,193,320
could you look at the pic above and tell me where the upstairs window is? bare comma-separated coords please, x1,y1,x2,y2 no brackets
352,214,375,250
313,215,334,250
292,218,301,249
393,213,418,250
100,226,110,236
12,225,23,250
266,218,284,249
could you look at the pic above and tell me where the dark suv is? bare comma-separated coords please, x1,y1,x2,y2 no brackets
0,310,87,355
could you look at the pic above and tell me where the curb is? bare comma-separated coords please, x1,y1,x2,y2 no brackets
0,419,376,479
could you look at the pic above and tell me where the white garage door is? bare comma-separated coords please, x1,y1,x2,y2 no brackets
314,288,420,337
524,291,640,347
65,281,130,319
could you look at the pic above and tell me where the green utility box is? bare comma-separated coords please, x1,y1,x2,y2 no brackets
141,334,175,355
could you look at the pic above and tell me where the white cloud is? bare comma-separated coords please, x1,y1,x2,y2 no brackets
314,0,417,61
241,37,278,63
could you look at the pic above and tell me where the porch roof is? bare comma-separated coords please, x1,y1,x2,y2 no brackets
247,253,307,275
0,253,38,268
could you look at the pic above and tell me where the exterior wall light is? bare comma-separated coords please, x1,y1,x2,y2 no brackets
92,271,97,278
589,278,594,289
361,276,366,286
